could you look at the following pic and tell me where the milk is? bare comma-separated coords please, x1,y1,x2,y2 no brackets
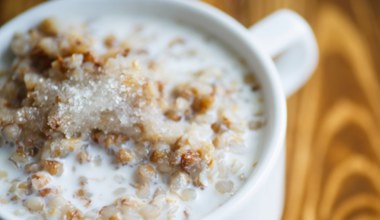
0,15,266,219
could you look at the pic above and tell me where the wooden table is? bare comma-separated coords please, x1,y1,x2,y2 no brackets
1,0,380,219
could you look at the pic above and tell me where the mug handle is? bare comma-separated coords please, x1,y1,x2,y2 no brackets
249,9,318,96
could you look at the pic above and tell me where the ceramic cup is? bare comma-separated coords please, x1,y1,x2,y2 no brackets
0,0,318,219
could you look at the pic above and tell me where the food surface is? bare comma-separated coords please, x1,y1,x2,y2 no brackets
0,16,266,220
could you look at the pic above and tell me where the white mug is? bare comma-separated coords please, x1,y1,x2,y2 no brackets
0,0,318,219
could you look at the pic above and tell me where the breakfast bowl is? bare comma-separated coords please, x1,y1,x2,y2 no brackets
0,0,318,219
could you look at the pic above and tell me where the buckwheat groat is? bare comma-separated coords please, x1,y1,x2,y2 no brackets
0,16,266,220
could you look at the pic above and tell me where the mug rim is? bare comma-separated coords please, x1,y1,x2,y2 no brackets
0,0,287,219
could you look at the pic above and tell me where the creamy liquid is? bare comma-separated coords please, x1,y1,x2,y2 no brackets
0,15,265,219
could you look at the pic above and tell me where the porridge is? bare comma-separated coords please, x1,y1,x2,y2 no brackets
0,16,266,220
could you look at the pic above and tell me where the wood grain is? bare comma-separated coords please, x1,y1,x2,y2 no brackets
1,0,380,219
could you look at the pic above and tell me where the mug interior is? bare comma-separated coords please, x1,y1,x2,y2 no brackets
0,0,286,219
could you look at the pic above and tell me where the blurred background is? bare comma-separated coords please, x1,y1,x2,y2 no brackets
1,0,380,219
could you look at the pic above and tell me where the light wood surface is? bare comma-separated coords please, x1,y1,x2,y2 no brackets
1,0,380,219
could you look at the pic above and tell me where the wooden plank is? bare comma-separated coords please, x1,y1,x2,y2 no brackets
0,0,45,25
